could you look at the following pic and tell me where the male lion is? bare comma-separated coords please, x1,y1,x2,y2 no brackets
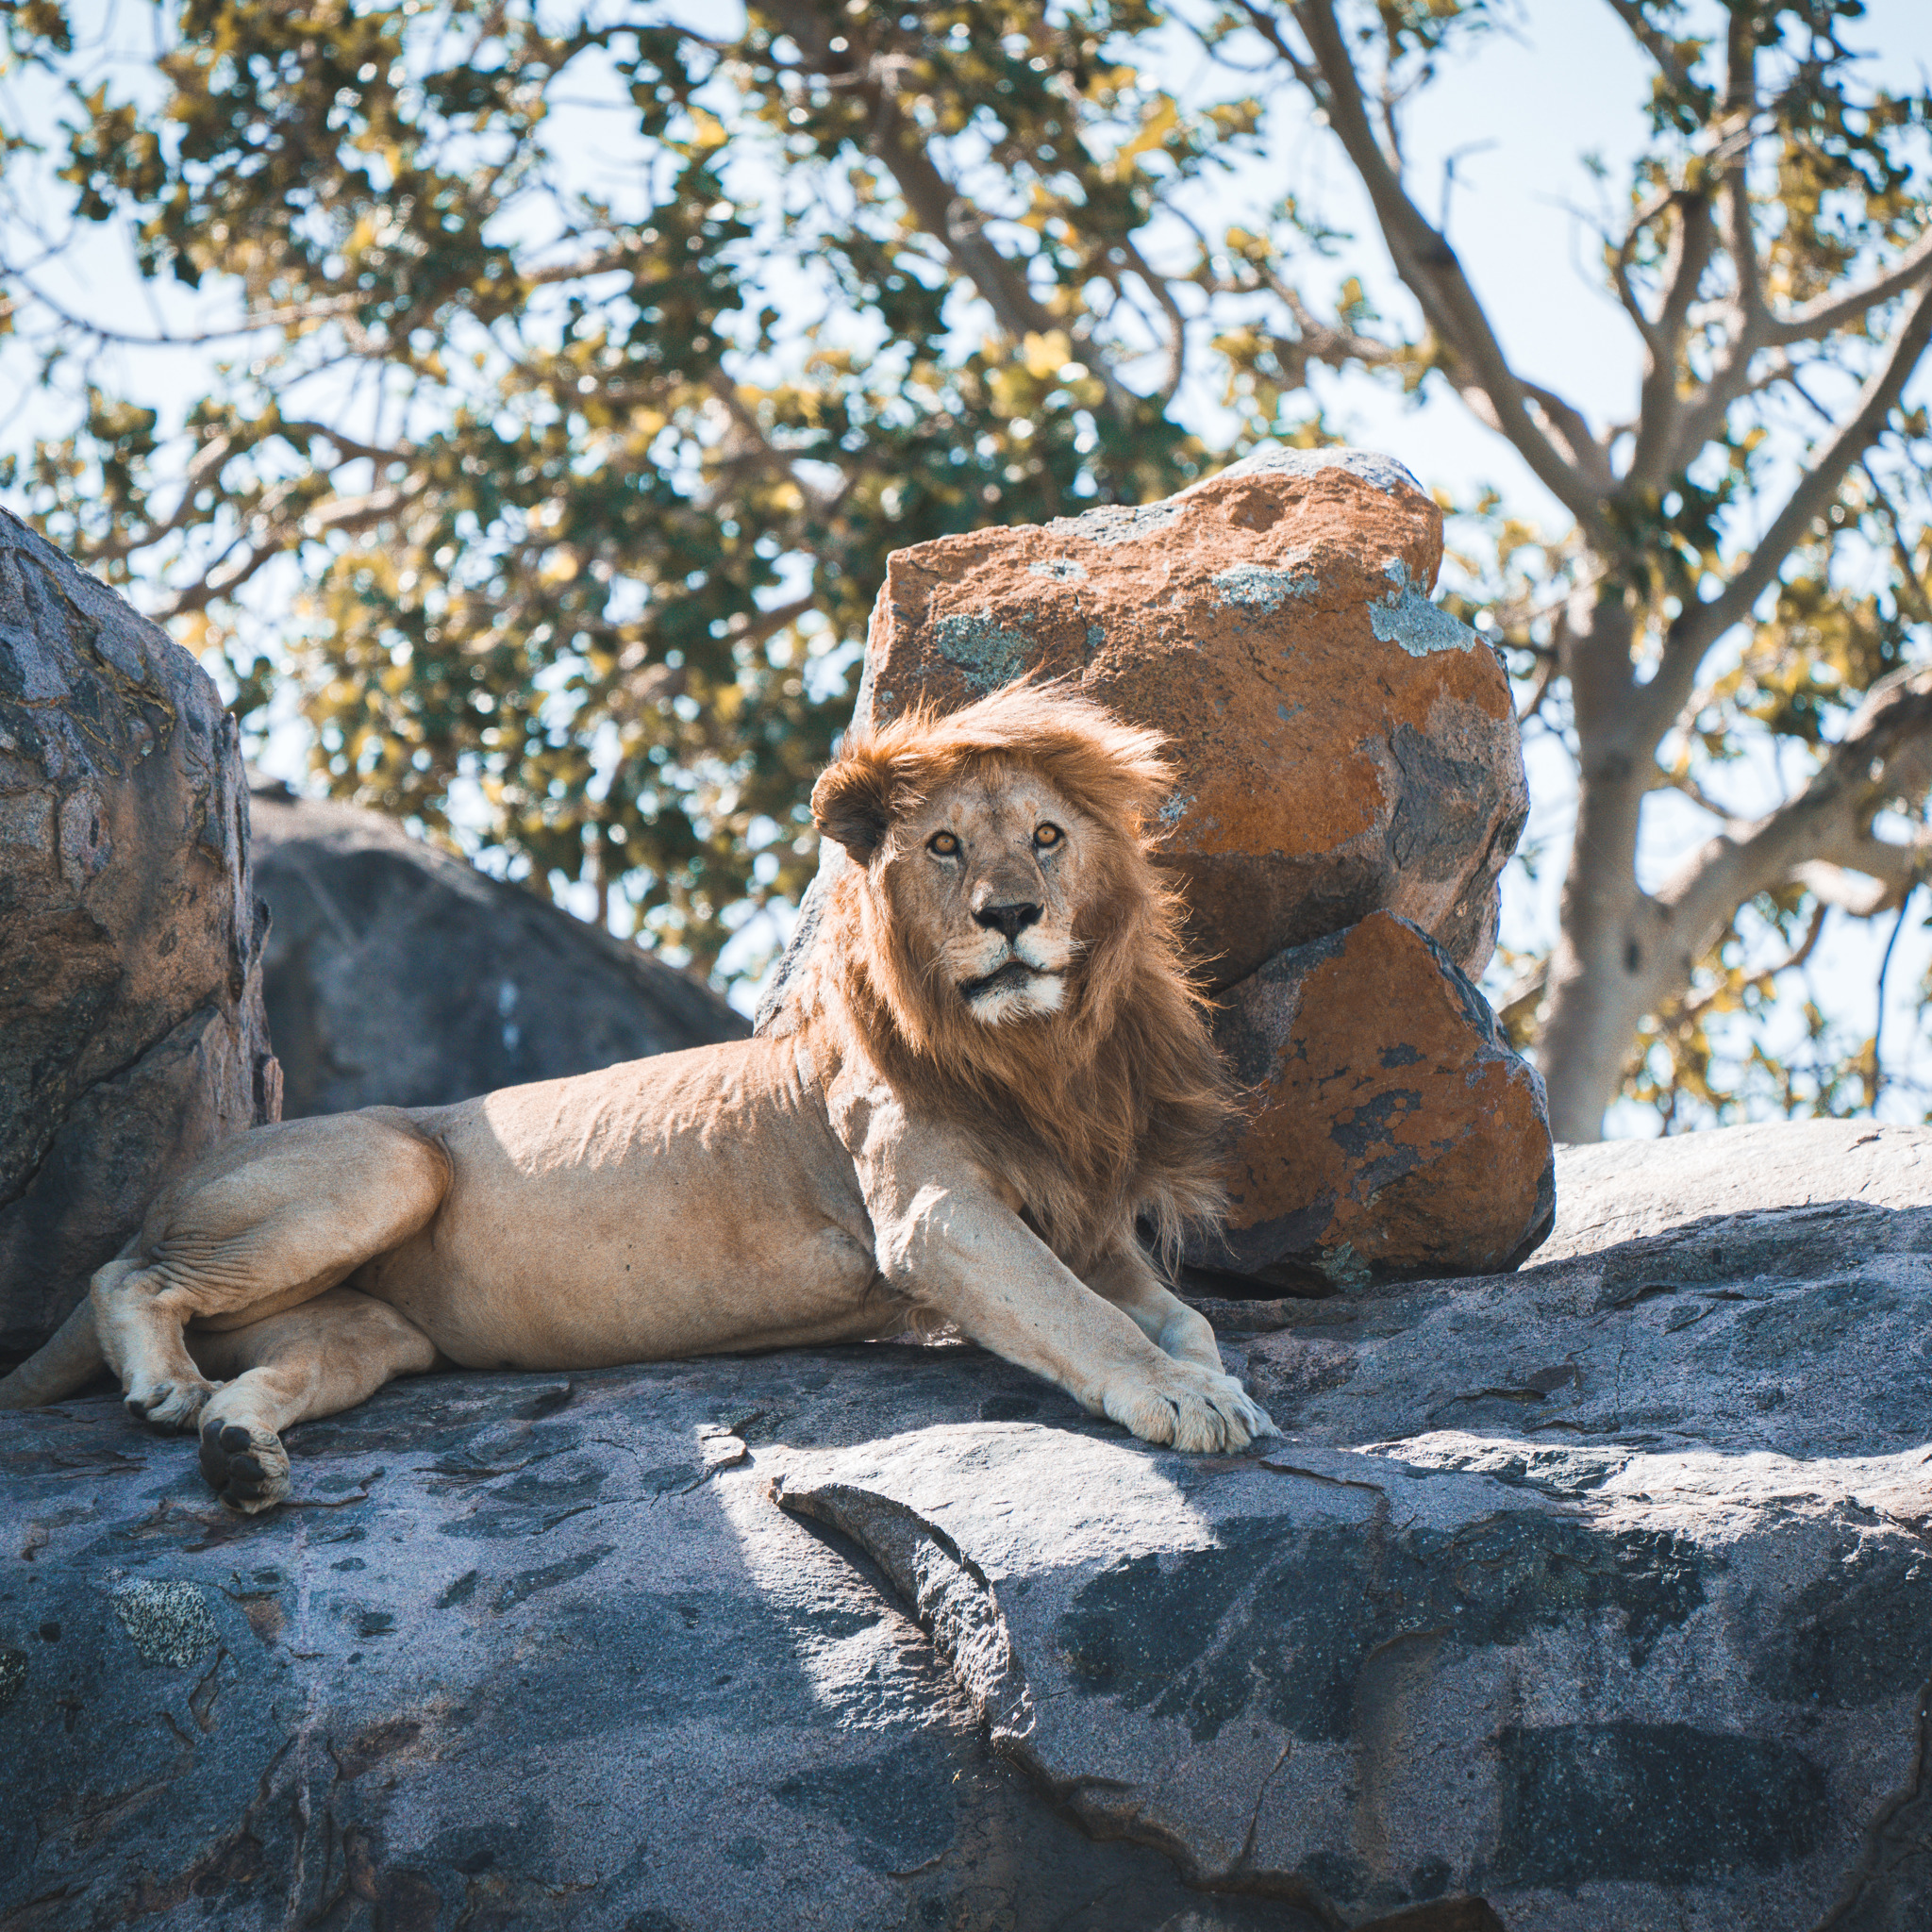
1,682,1276,1508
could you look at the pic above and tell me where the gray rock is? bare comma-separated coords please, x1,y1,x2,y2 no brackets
249,781,746,1116
0,512,278,1360
3,1121,1928,1930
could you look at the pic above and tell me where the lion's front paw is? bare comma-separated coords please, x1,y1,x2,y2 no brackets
1100,1360,1279,1453
125,1373,219,1435
197,1414,292,1513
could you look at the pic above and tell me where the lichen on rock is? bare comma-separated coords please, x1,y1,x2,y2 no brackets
110,1578,218,1667
1370,558,1483,657
932,610,1036,691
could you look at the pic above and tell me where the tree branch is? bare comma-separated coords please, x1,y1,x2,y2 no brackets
1267,0,1612,539
1122,235,1189,408
275,420,411,468
1793,850,1923,916
1643,277,1932,737
1673,892,1827,1025
1522,379,1618,493
1765,228,1932,346
1603,0,1694,92
1658,661,1932,955
1609,187,1675,354
760,2,1137,424
1624,191,1718,488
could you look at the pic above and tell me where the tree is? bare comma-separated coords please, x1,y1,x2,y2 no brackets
2,0,1929,1140
1225,0,1932,1141
0,0,1229,976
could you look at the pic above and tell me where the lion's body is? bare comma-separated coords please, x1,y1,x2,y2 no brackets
353,1042,884,1370
1,684,1276,1507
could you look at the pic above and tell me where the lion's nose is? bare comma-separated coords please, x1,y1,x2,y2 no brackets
974,900,1041,941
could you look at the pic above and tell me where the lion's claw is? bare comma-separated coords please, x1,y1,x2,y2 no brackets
1101,1360,1278,1453
125,1375,217,1434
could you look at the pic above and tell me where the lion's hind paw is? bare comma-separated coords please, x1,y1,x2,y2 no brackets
125,1374,218,1435
197,1415,292,1514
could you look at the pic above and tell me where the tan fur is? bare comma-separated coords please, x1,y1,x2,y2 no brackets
0,682,1275,1509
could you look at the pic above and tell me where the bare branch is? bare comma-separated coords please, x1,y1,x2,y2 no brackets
156,537,284,619
300,486,408,535
760,1,1136,424
1859,458,1932,626
1674,893,1827,1025
1609,188,1675,353
1121,236,1189,408
1496,956,1549,1038
1624,192,1718,487
1662,768,1733,821
1658,660,1932,955
1793,856,1913,916
1766,229,1932,347
1258,0,1613,538
725,591,815,652
1603,0,1694,92
1644,278,1932,735
1516,652,1558,725
1522,379,1618,493
4,278,364,346
702,371,845,510
274,421,411,468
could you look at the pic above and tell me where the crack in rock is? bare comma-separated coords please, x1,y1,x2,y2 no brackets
771,1475,1034,1751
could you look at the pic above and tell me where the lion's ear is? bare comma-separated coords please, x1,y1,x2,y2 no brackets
811,753,894,862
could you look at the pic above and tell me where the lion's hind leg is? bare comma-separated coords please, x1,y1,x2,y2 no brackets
188,1290,439,1512
93,1109,449,1437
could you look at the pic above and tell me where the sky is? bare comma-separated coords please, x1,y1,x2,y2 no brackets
4,0,1932,1126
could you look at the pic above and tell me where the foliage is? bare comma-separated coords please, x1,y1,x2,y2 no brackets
0,0,1251,972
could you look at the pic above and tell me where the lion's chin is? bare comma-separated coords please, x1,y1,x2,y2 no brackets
961,964,1065,1025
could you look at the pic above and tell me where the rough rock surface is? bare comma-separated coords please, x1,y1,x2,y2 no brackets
5,1122,1927,1930
0,512,278,1362
849,445,1527,991
1186,911,1555,1290
249,778,746,1117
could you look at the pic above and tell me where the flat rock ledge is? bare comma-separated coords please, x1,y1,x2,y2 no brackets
3,1119,1928,1932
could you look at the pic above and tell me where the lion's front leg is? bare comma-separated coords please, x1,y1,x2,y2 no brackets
875,1174,1275,1454
1082,1246,1229,1377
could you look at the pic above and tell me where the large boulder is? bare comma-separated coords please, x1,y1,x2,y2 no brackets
758,447,1549,1291
851,445,1527,991
0,512,277,1362
4,1121,1928,1930
1187,911,1555,1290
248,779,746,1116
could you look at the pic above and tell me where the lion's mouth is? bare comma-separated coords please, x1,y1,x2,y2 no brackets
960,959,1039,1003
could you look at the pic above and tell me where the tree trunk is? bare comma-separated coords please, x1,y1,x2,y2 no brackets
1536,588,1672,1142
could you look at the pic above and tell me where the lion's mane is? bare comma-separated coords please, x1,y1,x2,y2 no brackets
806,682,1237,1274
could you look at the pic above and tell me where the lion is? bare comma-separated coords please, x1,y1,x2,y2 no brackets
0,681,1277,1508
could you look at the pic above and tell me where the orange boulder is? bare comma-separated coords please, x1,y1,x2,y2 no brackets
1187,910,1555,1290
854,445,1527,990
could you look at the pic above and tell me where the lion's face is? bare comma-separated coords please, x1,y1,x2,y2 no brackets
881,763,1089,1025
808,682,1189,1056
804,681,1234,1265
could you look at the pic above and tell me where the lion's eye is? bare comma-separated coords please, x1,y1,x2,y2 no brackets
927,830,960,858
1033,823,1064,850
